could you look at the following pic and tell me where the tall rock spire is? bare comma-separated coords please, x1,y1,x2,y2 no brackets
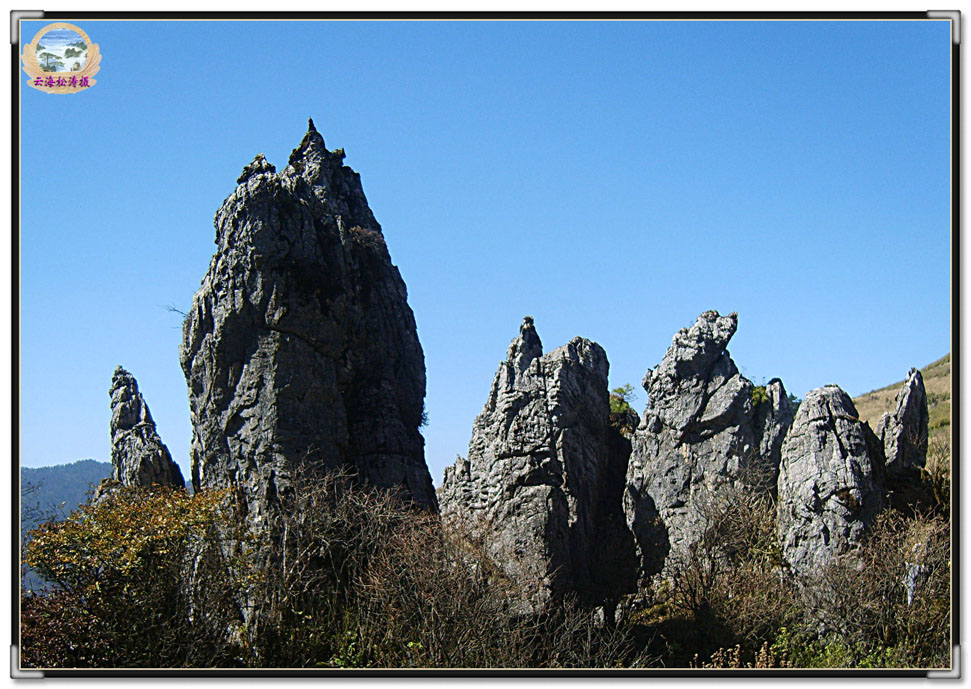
108,366,184,489
440,317,637,614
180,122,436,520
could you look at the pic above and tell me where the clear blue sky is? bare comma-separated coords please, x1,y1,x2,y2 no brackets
19,19,952,486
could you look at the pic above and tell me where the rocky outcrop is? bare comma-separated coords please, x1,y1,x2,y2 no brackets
440,317,637,613
180,120,436,522
876,368,929,477
624,311,794,576
108,366,184,489
776,385,885,578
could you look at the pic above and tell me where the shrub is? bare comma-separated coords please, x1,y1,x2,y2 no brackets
609,384,638,436
651,471,950,669
750,385,769,406
241,471,633,668
348,225,386,251
804,509,951,667
923,434,951,513
22,485,243,667
609,384,636,415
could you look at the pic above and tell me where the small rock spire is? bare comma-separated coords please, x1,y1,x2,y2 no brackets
109,366,184,489
507,315,543,373
287,117,328,170
876,367,929,475
777,384,883,578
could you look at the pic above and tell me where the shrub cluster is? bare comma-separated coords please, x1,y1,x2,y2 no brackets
21,474,632,669
21,439,951,670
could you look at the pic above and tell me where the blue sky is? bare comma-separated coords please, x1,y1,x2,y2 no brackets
19,19,951,486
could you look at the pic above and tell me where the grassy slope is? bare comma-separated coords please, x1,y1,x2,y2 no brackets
853,354,951,443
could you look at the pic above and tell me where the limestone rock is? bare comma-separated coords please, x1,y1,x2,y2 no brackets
440,317,637,613
180,120,436,520
108,366,184,489
876,368,929,476
776,385,884,578
624,311,794,576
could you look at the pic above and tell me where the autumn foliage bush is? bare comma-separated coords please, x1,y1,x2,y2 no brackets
21,485,243,667
21,474,633,669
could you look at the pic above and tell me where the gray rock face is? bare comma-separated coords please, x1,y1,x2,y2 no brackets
876,368,929,476
109,366,184,489
776,385,884,578
624,311,794,576
440,317,637,612
180,120,436,520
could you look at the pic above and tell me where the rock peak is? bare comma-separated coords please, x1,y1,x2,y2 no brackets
108,366,184,489
625,310,792,576
507,315,543,372
642,309,739,414
441,318,636,612
182,123,436,514
519,315,539,342
777,384,884,578
287,119,328,169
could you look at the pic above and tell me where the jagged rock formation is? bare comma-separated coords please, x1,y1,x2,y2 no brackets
624,311,794,576
440,317,637,613
876,368,929,477
180,120,436,521
108,366,184,489
776,385,885,578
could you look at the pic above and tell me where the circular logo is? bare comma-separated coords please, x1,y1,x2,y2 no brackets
22,22,101,94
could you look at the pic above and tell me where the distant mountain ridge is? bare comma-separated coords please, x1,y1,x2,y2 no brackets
21,459,111,591
21,459,111,531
